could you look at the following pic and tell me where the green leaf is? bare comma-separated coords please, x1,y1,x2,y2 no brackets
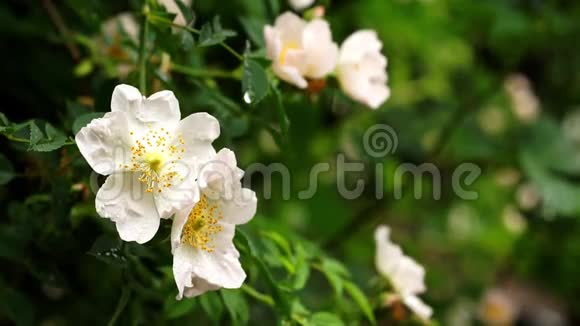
29,123,66,152
309,312,345,326
72,112,105,134
343,281,376,325
198,16,237,47
271,84,289,137
0,153,15,185
173,0,194,25
28,121,43,146
164,295,196,319
239,16,265,47
177,29,195,50
87,234,127,266
242,57,269,105
293,261,310,290
199,291,224,323
73,59,94,77
221,289,249,325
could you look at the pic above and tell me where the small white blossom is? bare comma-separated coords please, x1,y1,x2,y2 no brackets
171,149,257,299
289,0,315,11
337,30,390,109
76,84,220,244
264,12,338,89
375,225,432,320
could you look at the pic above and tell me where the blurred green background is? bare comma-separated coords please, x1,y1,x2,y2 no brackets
1,0,580,325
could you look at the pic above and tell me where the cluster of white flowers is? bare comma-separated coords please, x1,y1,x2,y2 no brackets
374,225,433,320
265,10,390,109
76,84,257,298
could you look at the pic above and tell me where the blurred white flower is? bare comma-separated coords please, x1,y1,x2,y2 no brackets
171,149,257,299
375,225,432,320
504,74,540,124
289,0,315,11
76,84,220,244
337,30,390,109
264,12,338,88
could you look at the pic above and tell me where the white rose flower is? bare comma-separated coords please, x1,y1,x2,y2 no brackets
171,148,257,299
264,12,339,89
76,84,220,244
337,30,390,109
289,0,315,11
375,225,432,320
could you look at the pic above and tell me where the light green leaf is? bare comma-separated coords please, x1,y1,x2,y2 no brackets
309,312,344,326
221,289,249,325
177,29,195,51
198,16,237,47
293,261,310,290
242,58,269,105
343,281,376,325
0,153,15,185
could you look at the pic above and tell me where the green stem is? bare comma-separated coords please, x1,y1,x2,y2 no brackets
108,285,131,326
241,284,274,306
138,6,150,95
170,63,240,80
2,134,75,146
148,15,243,61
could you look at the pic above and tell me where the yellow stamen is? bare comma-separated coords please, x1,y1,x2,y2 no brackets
181,195,223,253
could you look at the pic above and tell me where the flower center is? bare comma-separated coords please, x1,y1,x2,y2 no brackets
123,126,186,193
279,41,300,65
181,194,223,253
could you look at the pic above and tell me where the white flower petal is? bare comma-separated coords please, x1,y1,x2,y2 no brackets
176,112,220,162
302,19,338,78
402,295,433,320
273,64,308,88
274,12,306,43
143,90,181,126
337,30,390,109
96,172,160,244
289,0,315,11
75,111,131,175
111,84,181,130
221,188,257,225
154,168,200,219
374,225,426,296
172,231,245,299
339,30,383,64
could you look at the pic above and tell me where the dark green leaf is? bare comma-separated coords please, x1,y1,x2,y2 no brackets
164,295,197,319
28,121,42,146
0,153,15,185
200,291,224,323
239,17,266,47
242,58,269,105
87,234,127,266
221,289,249,325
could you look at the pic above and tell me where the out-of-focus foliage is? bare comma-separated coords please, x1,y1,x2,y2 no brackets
1,0,580,325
